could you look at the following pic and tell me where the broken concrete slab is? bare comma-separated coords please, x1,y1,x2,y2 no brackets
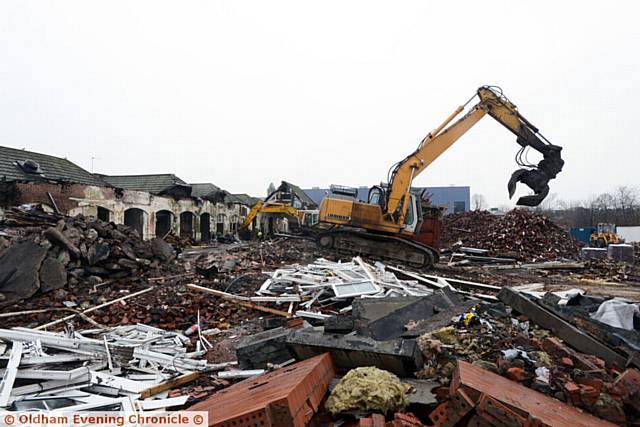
286,329,423,377
236,327,295,370
39,256,67,293
352,297,422,324
402,299,478,338
86,243,110,266
357,290,463,341
362,297,436,341
150,238,176,262
0,241,48,307
44,227,80,258
402,378,438,405
324,315,355,334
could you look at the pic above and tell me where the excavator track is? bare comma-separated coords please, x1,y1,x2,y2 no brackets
316,229,440,270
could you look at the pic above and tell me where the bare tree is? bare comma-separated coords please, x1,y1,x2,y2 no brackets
471,193,488,211
553,187,640,228
613,185,638,225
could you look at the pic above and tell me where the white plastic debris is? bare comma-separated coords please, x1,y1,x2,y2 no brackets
535,366,550,384
501,349,533,363
590,298,640,331
0,323,212,411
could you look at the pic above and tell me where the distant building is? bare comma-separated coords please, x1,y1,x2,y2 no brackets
303,185,470,214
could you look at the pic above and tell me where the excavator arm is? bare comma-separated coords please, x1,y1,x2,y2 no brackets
242,201,264,229
386,86,564,224
241,201,303,229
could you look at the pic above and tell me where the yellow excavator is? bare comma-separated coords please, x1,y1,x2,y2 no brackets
241,201,318,232
317,86,564,269
590,223,621,247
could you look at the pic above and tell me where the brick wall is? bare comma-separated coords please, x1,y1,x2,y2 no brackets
14,182,116,213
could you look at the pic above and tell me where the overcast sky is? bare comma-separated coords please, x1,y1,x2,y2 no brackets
1,1,638,207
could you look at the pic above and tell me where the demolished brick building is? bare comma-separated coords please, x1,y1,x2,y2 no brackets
0,146,251,241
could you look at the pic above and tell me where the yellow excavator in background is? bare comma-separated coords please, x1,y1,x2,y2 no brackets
317,86,565,269
590,223,621,247
241,201,318,232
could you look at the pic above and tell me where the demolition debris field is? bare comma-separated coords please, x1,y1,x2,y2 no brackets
0,207,639,426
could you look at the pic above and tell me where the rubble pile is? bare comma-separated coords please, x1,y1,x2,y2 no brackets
441,209,581,261
582,257,640,283
216,255,640,425
416,294,640,425
0,207,180,308
189,237,323,274
0,217,638,425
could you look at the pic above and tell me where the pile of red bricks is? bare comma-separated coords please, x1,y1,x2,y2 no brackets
440,209,580,261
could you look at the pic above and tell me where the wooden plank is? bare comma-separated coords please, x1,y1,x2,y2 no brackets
187,284,292,317
498,287,627,368
36,287,154,330
139,371,200,399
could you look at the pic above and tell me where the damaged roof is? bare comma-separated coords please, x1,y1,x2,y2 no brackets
0,146,106,186
268,181,317,208
231,193,260,206
101,174,190,194
284,181,317,207
190,183,223,198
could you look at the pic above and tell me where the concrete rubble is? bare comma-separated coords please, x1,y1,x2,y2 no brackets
0,207,178,308
1,207,640,426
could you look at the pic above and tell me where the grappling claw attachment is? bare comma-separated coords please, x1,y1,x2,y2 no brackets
508,142,564,207
477,86,565,208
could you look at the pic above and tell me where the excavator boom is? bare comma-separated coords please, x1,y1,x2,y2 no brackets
386,86,564,221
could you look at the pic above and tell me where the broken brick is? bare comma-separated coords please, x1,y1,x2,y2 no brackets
386,412,425,427
563,382,581,405
613,368,640,411
579,384,600,407
359,413,385,427
506,367,528,382
560,357,574,367
575,376,604,394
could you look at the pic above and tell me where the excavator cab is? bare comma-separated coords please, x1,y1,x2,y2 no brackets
369,185,420,233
